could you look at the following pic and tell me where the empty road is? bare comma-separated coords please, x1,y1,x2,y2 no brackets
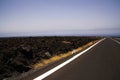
21,38,120,80
36,38,120,80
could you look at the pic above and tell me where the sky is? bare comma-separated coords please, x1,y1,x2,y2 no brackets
0,0,120,37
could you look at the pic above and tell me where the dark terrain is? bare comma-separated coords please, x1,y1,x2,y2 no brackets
42,38,120,80
0,36,99,79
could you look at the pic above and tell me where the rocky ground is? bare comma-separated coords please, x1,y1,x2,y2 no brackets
0,36,100,79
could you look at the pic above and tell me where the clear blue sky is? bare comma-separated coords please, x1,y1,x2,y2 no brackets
0,0,120,37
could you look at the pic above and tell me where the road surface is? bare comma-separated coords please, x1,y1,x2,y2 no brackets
18,38,120,80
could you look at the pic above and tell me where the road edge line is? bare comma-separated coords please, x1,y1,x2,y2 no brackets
110,38,120,44
33,38,105,80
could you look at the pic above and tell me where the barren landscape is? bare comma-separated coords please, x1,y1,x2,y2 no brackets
0,36,100,79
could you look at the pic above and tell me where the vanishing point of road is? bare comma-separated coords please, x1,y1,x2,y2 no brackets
41,38,120,80
20,38,120,80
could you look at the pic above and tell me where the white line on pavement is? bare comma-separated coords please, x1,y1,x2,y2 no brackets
33,38,105,80
111,38,120,44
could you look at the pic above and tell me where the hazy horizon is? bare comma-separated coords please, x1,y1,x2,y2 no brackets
0,0,120,37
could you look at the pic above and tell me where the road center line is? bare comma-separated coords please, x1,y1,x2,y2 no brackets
33,38,105,80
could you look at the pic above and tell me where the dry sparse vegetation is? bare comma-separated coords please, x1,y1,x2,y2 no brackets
32,41,96,69
0,36,100,79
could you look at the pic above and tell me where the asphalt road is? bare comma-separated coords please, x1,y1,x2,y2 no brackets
34,38,120,80
18,38,120,80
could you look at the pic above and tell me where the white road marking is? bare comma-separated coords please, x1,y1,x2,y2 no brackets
33,38,105,80
111,38,120,44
